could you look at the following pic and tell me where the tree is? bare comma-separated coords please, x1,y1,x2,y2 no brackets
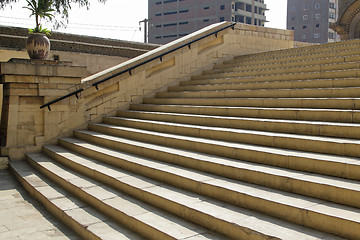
0,0,107,29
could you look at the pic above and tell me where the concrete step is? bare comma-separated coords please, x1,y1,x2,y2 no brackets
211,55,360,73
41,143,348,240
171,78,360,92
143,97,360,109
101,116,360,158
130,104,360,123
197,62,360,80
78,128,360,181
114,110,360,138
57,133,360,210
226,48,360,67
56,136,359,239
232,39,360,62
186,69,360,85
9,161,143,240
157,87,360,99
26,152,226,240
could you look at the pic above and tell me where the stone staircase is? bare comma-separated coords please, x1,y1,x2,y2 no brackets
9,39,360,239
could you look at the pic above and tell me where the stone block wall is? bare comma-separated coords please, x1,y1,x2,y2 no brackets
0,22,295,160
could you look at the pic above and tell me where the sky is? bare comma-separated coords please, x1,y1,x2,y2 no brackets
0,0,287,43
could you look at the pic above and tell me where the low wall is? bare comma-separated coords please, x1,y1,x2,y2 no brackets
0,25,160,75
0,49,130,76
0,22,295,160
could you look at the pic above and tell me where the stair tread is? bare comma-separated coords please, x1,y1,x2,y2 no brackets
212,55,354,71
59,135,360,196
115,110,360,127
132,103,360,112
42,144,347,240
26,152,226,240
87,125,360,165
200,61,360,77
177,78,360,88
102,117,360,145
10,160,144,240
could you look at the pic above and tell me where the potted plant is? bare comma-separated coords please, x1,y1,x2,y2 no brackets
24,0,55,60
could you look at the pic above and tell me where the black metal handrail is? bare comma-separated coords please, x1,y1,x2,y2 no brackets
40,89,83,111
40,22,236,110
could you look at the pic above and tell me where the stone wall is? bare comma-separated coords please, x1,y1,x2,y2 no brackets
0,22,295,160
0,25,160,75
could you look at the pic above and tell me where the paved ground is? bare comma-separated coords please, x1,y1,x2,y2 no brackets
0,169,79,240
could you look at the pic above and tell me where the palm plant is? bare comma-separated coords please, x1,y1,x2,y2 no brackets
23,0,55,35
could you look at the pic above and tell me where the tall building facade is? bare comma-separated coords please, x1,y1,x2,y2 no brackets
148,0,267,44
287,0,339,43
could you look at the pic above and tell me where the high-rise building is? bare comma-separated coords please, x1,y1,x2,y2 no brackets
148,0,267,44
287,0,339,43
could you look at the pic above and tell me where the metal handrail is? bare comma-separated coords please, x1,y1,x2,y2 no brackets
40,22,236,110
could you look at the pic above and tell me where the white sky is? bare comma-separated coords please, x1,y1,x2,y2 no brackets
0,0,287,43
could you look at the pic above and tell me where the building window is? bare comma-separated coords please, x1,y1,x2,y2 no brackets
303,25,307,29
220,17,225,22
220,4,225,10
291,16,295,21
315,13,320,20
163,34,177,38
303,15,308,20
179,9,188,13
163,23,177,27
314,33,320,39
291,6,296,12
155,13,162,16
302,34,306,40
179,21,188,25
246,4,252,12
164,0,176,3
246,17,251,24
315,3,320,9
304,5,308,10
204,6,210,10
204,19,209,22
316,24,320,27
156,1,162,5
238,15,244,23
329,32,334,39
291,26,294,30
164,11,177,15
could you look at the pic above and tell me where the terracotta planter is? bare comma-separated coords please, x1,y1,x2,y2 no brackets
26,33,50,60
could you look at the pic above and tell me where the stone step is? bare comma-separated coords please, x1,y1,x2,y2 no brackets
26,152,226,240
233,39,360,61
56,136,359,239
185,69,360,86
156,87,360,99
78,128,360,181
211,55,360,73
9,161,143,240
198,62,360,80
171,78,360,92
114,110,360,138
130,104,360,123
143,97,360,109
226,48,360,67
100,117,360,158
58,132,360,210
